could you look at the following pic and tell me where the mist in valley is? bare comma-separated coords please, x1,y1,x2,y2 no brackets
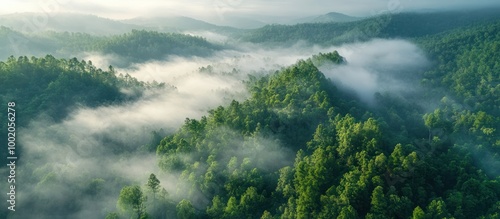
2,36,432,218
1,3,499,218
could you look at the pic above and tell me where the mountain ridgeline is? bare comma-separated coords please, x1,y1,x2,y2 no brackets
95,30,221,64
239,8,500,45
0,28,221,65
144,51,498,219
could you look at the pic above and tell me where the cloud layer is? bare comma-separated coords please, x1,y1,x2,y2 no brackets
7,38,431,218
320,39,429,104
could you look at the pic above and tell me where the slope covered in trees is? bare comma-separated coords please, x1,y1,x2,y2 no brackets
0,28,221,64
107,51,499,218
0,55,162,122
94,30,221,64
238,8,500,177
1,8,499,219
0,55,165,187
417,21,500,176
240,8,500,46
0,55,166,218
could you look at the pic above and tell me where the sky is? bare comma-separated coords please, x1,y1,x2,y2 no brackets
1,0,500,22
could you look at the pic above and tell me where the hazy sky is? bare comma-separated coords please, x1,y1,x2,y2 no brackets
1,0,499,20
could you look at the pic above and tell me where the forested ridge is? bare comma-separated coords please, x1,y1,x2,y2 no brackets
0,54,168,120
0,55,166,164
0,54,172,219
133,15,499,218
0,8,499,219
111,51,498,218
239,8,500,46
95,30,221,64
418,21,500,176
0,28,220,65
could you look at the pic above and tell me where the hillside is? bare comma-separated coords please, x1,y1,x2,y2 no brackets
0,55,165,166
92,30,222,64
0,7,499,219
0,28,221,65
417,21,500,176
104,10,500,218
292,12,361,24
124,51,499,219
240,8,500,45
121,16,240,34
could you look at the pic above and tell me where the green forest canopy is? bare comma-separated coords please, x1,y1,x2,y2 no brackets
142,50,498,218
0,28,221,65
0,9,499,219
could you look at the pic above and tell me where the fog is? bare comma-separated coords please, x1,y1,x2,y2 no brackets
182,31,230,44
319,39,429,105
0,0,496,217
3,37,434,218
10,42,334,218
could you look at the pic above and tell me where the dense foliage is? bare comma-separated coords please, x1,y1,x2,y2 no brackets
0,56,167,219
0,55,161,124
107,51,499,218
94,30,221,64
240,8,500,46
0,28,220,65
417,21,500,177
1,8,499,219
0,55,128,161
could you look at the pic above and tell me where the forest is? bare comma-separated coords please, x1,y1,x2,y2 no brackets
0,6,499,219
0,28,221,66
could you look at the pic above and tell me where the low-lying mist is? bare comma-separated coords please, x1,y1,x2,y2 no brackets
318,39,430,105
8,38,431,218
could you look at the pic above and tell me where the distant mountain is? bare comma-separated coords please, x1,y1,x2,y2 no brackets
0,25,108,59
293,12,361,24
0,13,144,35
204,15,268,29
240,8,500,45
121,16,240,34
95,30,222,65
311,12,361,23
0,26,221,65
123,16,217,29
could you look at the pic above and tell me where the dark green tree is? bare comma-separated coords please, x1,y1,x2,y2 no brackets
105,212,120,219
117,185,147,219
412,206,425,219
176,199,196,219
146,173,161,214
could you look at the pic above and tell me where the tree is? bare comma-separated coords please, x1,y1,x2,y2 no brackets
261,210,273,219
412,206,425,219
367,186,388,219
337,205,358,219
423,109,450,144
207,196,224,219
176,199,196,219
149,188,177,219
105,212,120,219
117,185,147,219
426,199,450,219
146,173,161,212
224,196,240,218
239,187,265,217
